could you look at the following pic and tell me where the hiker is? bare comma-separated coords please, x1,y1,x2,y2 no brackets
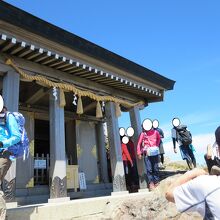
0,97,21,219
120,135,134,191
106,148,112,182
153,120,165,169
171,118,196,170
137,119,161,191
120,127,139,192
204,126,220,175
126,137,139,192
165,168,220,219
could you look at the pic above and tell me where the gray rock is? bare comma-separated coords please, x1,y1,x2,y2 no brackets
101,175,202,220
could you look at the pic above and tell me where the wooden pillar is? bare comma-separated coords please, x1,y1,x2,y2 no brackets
105,102,126,192
96,122,109,183
129,106,147,189
2,70,20,202
16,112,35,189
65,120,77,165
49,88,68,200
2,70,20,111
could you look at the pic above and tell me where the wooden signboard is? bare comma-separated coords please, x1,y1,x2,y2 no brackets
66,165,79,192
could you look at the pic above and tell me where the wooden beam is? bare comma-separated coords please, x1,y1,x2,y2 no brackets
1,37,16,52
19,105,104,122
75,71,94,78
25,48,44,60
55,59,73,70
8,41,26,55
48,57,66,67
26,87,48,104
0,34,7,46
17,45,35,58
40,54,58,65
33,51,51,62
83,102,97,113
0,54,142,104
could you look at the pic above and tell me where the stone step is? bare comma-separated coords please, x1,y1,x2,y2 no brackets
16,186,49,197
85,183,112,190
68,188,112,199
16,194,49,206
14,188,113,206
7,191,152,220
16,183,113,197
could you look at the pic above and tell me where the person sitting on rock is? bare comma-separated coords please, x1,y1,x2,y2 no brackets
204,126,220,175
165,168,220,219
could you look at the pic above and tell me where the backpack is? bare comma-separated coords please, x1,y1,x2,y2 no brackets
6,112,29,160
175,125,192,146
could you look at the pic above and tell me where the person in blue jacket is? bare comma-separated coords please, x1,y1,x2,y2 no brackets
0,96,21,220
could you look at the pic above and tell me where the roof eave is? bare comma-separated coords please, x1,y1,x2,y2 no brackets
0,1,175,91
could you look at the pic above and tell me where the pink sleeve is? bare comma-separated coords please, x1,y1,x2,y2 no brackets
137,132,144,155
155,131,161,147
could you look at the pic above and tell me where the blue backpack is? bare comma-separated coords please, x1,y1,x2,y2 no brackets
6,112,29,160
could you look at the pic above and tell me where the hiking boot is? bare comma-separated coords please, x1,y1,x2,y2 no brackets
149,182,155,191
211,165,220,175
186,159,193,170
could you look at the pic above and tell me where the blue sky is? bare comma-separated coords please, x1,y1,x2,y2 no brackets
5,0,220,164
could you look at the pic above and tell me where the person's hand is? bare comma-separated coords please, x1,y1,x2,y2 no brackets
174,148,177,153
131,162,134,167
138,154,142,160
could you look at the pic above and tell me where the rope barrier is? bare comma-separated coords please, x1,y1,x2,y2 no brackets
5,58,145,117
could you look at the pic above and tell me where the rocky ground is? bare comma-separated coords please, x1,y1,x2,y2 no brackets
100,173,202,220
72,160,204,220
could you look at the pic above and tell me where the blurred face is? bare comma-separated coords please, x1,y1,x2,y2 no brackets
143,119,152,131
172,118,180,127
119,127,125,136
126,127,134,137
122,136,129,144
152,119,159,129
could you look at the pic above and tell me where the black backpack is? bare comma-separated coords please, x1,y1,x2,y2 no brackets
175,125,192,146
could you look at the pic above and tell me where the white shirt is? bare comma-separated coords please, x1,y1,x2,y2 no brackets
173,175,220,219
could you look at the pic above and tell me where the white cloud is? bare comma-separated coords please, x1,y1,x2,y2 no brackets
192,133,215,152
